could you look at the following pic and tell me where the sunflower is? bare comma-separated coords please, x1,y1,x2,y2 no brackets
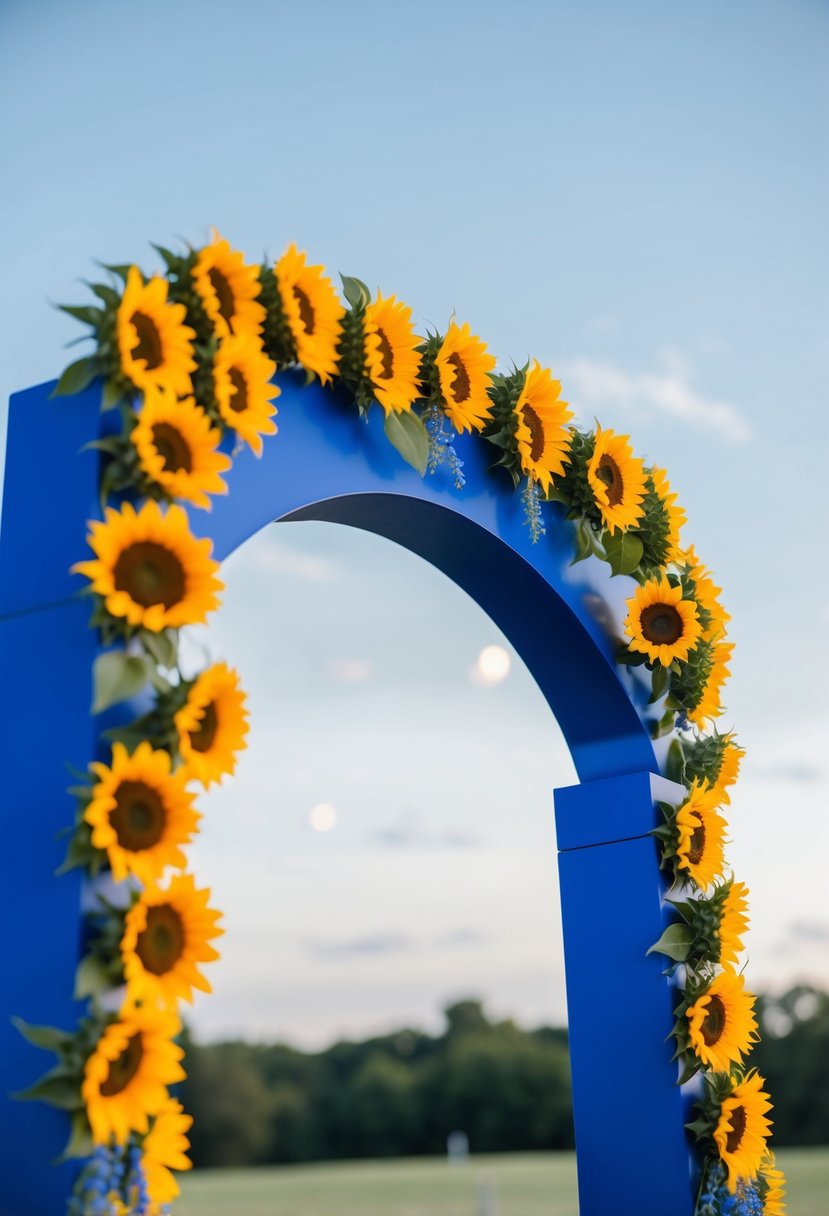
122,873,222,1007
116,267,196,396
715,735,744,805
72,500,223,633
675,780,728,890
213,331,279,456
649,466,686,564
586,426,647,534
173,661,249,787
684,546,731,640
511,362,573,493
141,1097,193,1209
274,243,344,384
758,1152,787,1215
688,640,733,730
687,971,758,1072
718,880,751,968
363,291,421,415
131,387,231,510
82,1005,185,1145
85,741,200,884
191,232,265,340
714,1071,773,1192
624,577,702,666
434,322,496,434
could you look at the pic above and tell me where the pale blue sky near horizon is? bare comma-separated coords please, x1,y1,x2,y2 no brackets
2,0,827,1046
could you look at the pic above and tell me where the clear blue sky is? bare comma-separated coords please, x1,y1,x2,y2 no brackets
2,0,827,1045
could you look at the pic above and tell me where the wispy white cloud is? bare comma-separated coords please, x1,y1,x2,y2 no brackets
559,352,750,443
248,539,336,582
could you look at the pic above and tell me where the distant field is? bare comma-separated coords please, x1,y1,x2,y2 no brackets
178,1148,828,1215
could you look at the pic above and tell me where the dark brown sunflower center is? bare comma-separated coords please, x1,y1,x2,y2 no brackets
111,781,167,852
208,268,235,324
725,1104,747,1154
446,353,471,404
374,328,394,379
113,542,186,609
688,822,706,866
188,700,218,753
521,404,545,462
99,1033,144,1097
130,311,163,370
227,367,249,414
595,453,624,506
151,423,193,473
292,285,316,334
640,603,683,646
136,903,186,975
701,994,726,1046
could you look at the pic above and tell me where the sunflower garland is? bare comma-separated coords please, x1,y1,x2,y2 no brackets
18,232,782,1214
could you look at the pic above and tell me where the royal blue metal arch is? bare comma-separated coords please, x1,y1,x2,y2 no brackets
1,371,696,1215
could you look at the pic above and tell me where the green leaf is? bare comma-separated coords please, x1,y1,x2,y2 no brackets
57,1110,94,1162
570,519,593,565
92,650,151,714
340,274,371,311
665,738,686,785
59,304,103,327
646,922,695,962
649,663,670,704
86,281,121,308
14,1067,83,1110
12,1018,73,1054
99,262,133,282
602,530,644,577
74,952,113,1000
140,628,177,669
100,378,126,411
384,410,429,476
51,357,98,398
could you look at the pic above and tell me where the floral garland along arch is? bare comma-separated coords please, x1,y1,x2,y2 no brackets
6,234,785,1216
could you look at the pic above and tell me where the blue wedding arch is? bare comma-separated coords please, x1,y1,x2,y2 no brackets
0,370,698,1215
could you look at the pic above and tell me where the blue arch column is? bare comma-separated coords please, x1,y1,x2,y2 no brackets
1,373,696,1215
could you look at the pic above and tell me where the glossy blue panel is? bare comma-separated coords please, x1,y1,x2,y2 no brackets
0,601,96,1215
0,373,695,1214
556,774,694,1216
0,379,102,618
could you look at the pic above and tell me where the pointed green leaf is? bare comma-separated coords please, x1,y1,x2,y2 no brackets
92,650,151,714
14,1067,83,1110
649,663,670,704
101,378,126,411
59,304,104,327
74,952,113,1000
340,274,371,311
12,1018,73,1054
57,1110,94,1162
384,409,429,476
665,738,686,785
139,629,177,669
51,357,98,398
86,281,121,308
646,922,695,962
602,530,644,577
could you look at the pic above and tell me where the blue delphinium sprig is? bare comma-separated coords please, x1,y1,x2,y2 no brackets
695,1158,765,1216
425,403,466,490
521,476,546,543
69,1143,125,1216
126,1143,151,1216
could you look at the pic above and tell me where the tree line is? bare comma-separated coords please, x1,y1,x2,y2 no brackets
179,987,829,1168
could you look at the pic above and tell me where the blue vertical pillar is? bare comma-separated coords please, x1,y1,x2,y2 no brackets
555,771,695,1216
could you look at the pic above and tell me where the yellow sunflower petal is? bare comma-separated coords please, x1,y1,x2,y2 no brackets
675,779,728,891
275,243,344,385
191,231,265,340
81,1006,185,1145
84,740,200,885
512,361,573,493
624,576,702,666
72,500,223,631
586,425,647,534
116,267,196,396
714,1071,773,1192
686,970,758,1072
213,332,279,456
131,386,231,510
142,1097,193,1206
435,322,496,434
363,291,421,415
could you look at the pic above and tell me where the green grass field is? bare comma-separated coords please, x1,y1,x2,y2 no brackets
178,1149,828,1215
